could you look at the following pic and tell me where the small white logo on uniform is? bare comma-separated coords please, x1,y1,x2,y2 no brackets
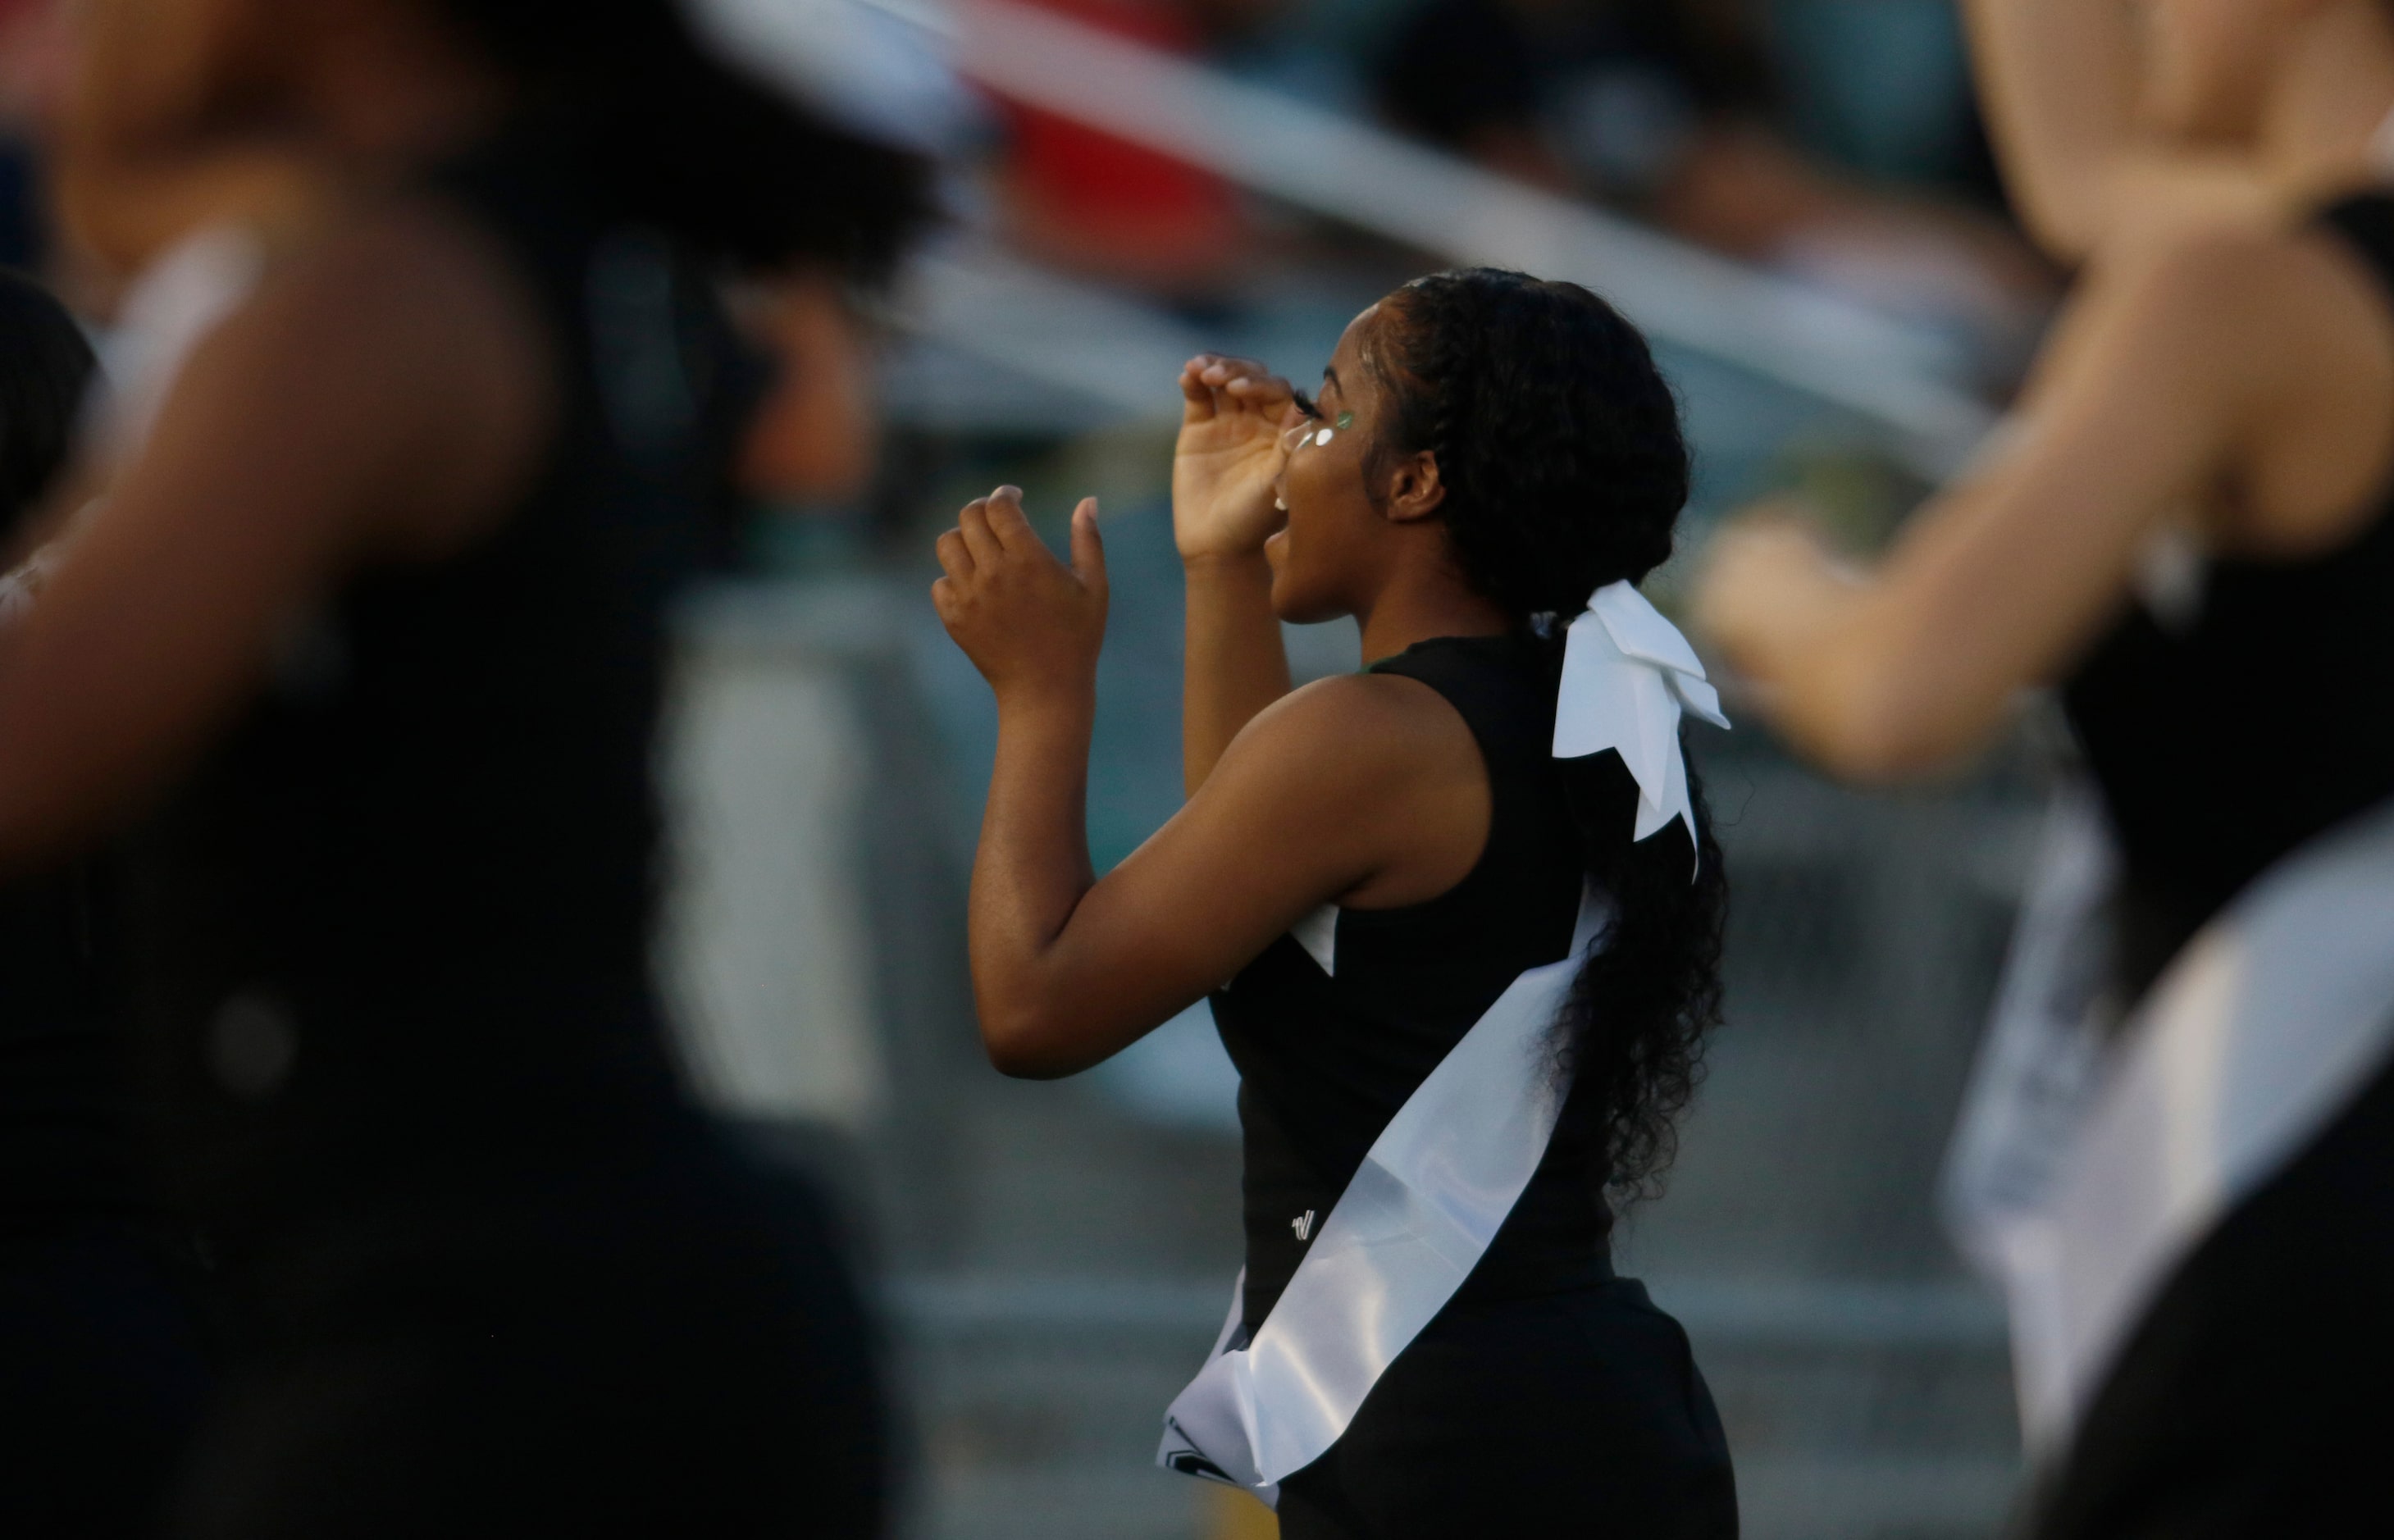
1291,1210,1316,1242
208,988,299,1100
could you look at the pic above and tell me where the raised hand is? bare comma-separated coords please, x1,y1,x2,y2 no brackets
1173,353,1303,564
933,486,1110,699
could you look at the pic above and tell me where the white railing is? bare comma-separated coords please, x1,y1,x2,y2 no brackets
703,0,2001,472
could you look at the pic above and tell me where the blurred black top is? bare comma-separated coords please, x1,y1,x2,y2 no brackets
117,121,764,1261
2063,194,2394,1003
0,270,139,1235
1211,634,1615,1332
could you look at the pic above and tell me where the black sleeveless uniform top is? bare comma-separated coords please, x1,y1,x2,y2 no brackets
2062,193,2394,1004
0,863,135,1228
117,125,761,1261
1211,634,1615,1332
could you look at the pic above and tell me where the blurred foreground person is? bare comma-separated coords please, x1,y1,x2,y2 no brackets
935,270,1737,1538
0,1,928,1534
0,268,212,1540
1695,1,2394,1533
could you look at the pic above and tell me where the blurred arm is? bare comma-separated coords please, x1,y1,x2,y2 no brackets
0,208,547,868
48,0,331,276
1694,227,2355,778
1961,0,2265,263
1960,0,2142,261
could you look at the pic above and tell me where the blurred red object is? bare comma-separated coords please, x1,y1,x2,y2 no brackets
969,0,1247,294
0,0,66,130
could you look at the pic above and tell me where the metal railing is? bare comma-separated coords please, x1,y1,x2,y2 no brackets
704,0,2001,473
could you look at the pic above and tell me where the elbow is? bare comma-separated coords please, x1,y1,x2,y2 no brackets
975,1003,1080,1081
2004,171,2108,267
2018,203,2097,270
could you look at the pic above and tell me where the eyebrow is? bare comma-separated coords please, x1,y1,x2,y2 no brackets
1320,367,1342,396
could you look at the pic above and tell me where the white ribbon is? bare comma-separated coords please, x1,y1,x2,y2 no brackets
1944,790,2394,1458
1158,584,1726,1501
1554,582,1731,865
1158,890,1612,1501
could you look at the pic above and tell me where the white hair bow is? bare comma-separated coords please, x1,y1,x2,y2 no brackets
1551,581,1731,873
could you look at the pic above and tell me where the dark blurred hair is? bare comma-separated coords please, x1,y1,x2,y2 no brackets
0,271,97,536
1367,267,1724,1198
432,0,934,277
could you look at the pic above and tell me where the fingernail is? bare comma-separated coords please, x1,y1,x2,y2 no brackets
997,485,1022,499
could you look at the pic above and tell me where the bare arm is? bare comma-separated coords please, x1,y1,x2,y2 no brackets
1961,0,2142,261
933,488,1484,1078
1961,0,2267,263
1692,227,2375,778
0,207,548,867
48,0,334,277
1174,354,1298,795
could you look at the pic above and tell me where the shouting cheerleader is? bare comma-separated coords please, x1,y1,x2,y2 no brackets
936,268,1739,1538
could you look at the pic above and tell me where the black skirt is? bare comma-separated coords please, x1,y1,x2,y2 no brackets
161,1134,888,1540
1275,1278,1739,1539
2027,1045,2394,1539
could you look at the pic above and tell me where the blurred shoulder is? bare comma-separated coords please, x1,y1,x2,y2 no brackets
234,194,547,376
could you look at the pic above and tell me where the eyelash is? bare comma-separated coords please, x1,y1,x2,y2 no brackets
1291,390,1321,419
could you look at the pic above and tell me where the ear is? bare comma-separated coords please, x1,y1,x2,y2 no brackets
1381,449,1447,524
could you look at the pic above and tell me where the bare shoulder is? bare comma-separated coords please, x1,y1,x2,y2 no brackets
1206,668,1480,806
223,198,528,369
194,196,555,556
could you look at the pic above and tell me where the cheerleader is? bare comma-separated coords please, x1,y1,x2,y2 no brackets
936,268,1738,1538
0,0,928,1531
1694,1,2394,1532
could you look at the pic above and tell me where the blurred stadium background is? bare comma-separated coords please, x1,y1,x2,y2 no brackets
1,1,2067,1534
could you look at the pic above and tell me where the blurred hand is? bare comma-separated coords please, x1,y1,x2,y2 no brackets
1690,499,1852,680
1172,353,1300,564
933,487,1109,700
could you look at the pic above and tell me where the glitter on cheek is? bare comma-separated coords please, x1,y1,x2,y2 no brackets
1312,428,1334,448
1335,412,1353,431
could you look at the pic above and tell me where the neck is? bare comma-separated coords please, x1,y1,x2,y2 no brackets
2259,2,2394,198
1354,558,1512,664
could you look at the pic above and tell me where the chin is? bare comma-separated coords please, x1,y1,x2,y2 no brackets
1268,571,1348,626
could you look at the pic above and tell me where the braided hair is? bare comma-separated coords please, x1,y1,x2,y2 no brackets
1367,267,1726,1198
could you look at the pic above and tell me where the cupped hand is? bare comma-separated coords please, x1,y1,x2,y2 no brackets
1689,500,1851,679
1173,353,1303,564
933,486,1109,699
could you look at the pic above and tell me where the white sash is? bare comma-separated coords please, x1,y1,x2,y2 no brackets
1156,889,1612,1502
1944,789,2394,1456
1156,581,1725,1503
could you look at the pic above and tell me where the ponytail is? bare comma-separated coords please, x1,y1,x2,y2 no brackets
1551,716,1727,1199
1371,268,1727,1198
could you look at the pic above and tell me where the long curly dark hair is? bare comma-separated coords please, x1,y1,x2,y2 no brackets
1366,267,1727,1199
